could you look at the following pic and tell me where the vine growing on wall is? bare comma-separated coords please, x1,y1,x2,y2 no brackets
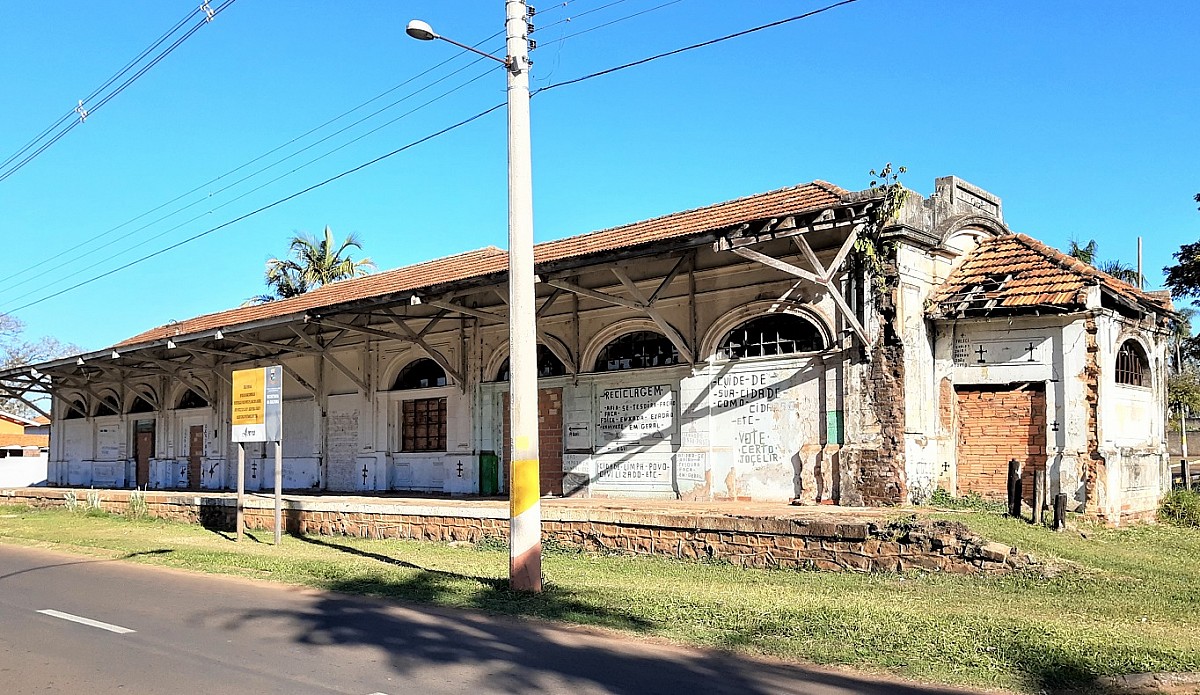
854,163,908,294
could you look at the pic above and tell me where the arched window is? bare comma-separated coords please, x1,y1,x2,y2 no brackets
95,395,119,417
63,398,87,420
1115,340,1149,387
495,345,566,381
393,358,447,390
176,389,209,409
128,395,155,414
593,331,679,372
718,314,825,360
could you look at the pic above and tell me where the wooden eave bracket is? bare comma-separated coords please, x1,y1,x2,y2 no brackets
724,227,872,347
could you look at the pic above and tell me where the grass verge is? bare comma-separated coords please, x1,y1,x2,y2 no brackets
1,503,1197,694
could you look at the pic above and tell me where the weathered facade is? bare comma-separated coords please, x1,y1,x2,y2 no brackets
0,176,1174,522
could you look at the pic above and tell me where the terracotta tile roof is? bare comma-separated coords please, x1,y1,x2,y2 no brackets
932,233,1173,316
0,434,48,448
117,182,846,347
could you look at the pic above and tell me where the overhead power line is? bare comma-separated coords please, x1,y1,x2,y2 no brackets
3,0,861,315
0,5,203,174
536,0,859,93
0,0,238,185
0,29,506,297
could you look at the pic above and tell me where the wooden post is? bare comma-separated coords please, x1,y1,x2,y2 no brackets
1053,493,1067,531
1183,459,1192,492
1032,470,1046,526
1007,458,1022,519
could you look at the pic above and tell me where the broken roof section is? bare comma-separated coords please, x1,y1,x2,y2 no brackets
117,181,847,347
931,233,1173,319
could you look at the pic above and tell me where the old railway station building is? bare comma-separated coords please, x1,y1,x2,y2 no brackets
1,176,1175,523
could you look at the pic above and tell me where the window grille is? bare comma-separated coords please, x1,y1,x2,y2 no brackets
177,389,209,409
1115,340,1148,387
394,358,447,390
402,397,447,452
718,314,824,360
495,344,566,381
593,331,679,372
128,396,155,414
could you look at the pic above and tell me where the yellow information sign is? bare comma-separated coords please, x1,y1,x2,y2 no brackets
231,365,282,442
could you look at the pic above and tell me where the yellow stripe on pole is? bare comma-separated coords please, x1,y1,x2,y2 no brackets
510,458,540,517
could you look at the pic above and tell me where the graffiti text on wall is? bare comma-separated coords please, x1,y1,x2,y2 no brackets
597,384,674,443
712,373,780,427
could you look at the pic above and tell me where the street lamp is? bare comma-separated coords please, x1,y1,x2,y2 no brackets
406,5,542,594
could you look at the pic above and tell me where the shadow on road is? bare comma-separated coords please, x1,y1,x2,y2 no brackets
207,537,975,695
0,548,173,582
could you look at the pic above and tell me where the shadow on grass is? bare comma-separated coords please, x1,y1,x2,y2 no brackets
0,548,173,582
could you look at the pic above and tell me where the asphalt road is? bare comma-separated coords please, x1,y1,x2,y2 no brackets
0,544,978,695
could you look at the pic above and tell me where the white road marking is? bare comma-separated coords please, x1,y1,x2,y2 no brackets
37,609,136,634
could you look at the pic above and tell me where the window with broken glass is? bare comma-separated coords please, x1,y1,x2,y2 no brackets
718,314,824,360
593,331,679,371
394,358,447,390
494,344,566,381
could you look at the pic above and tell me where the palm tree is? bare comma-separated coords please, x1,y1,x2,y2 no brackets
1066,239,1141,286
247,226,375,305
1067,239,1097,265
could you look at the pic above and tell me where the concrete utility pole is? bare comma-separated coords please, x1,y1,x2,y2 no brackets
503,0,543,593
406,1,542,592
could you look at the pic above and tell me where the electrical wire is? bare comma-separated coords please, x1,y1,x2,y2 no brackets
537,0,683,46
0,50,504,300
2,65,500,309
534,0,634,33
536,0,860,93
0,29,506,295
3,0,862,314
0,4,203,173
3,101,506,315
0,0,238,184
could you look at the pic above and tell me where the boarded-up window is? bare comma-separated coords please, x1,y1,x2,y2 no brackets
402,397,447,452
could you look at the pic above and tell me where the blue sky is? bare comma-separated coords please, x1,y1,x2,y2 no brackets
1,0,1196,352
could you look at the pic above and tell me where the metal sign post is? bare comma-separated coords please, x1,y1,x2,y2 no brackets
232,365,284,544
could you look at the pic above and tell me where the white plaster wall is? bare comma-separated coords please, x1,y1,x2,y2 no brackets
0,453,48,487
930,315,1090,506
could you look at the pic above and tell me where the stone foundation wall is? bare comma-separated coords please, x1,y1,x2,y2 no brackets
2,489,1031,575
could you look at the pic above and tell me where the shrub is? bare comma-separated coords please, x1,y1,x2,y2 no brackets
127,488,149,520
927,487,1006,513
1159,489,1200,528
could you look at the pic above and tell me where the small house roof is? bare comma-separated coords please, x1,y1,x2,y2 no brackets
931,233,1173,318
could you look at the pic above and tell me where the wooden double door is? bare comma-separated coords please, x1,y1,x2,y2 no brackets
133,423,204,490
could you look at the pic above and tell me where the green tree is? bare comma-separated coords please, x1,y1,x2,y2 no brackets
248,226,375,304
1068,238,1141,285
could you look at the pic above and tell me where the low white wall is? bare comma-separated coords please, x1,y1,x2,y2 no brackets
0,454,49,488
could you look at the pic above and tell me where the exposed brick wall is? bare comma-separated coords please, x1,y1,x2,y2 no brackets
955,385,1047,500
856,341,907,505
1083,317,1106,516
502,387,564,496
